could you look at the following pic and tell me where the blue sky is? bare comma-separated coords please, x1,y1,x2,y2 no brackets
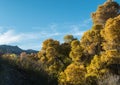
0,0,120,50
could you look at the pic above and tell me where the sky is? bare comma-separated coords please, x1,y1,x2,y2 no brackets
0,0,120,50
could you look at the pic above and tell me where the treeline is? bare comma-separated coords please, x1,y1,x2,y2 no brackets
0,0,120,85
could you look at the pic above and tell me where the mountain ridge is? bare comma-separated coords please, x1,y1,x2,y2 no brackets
0,45,38,54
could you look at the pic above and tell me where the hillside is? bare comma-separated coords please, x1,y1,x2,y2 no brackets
0,58,48,85
0,45,38,54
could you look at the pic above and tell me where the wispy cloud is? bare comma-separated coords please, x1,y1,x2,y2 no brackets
0,30,22,44
79,18,92,28
71,28,85,36
0,18,91,50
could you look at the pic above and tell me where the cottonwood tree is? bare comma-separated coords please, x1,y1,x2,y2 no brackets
38,39,64,76
101,15,120,51
69,40,84,62
59,63,86,85
64,35,76,43
80,25,103,63
92,0,120,25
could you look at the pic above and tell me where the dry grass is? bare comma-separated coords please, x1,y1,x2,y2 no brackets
98,73,120,85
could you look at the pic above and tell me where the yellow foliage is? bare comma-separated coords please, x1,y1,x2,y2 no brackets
101,15,120,51
70,40,83,62
92,1,119,25
58,63,86,85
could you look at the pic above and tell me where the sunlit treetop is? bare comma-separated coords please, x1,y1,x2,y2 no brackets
92,0,120,25
107,0,114,2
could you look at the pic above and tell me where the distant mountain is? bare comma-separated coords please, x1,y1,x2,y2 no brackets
0,45,38,54
25,49,38,54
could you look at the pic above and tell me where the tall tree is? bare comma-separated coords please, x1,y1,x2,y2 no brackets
64,35,76,43
59,63,86,85
38,39,64,76
69,40,84,62
80,25,103,57
101,15,120,51
92,0,120,25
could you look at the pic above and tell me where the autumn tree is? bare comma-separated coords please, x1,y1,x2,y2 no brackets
100,18,120,71
80,25,103,63
64,35,76,43
92,0,120,25
38,1,120,85
58,40,87,85
85,54,108,85
41,38,60,51
38,38,72,79
86,50,120,84
85,15,120,84
86,55,107,78
58,63,86,85
101,15,120,51
59,43,71,57
58,43,72,69
20,52,27,61
69,40,84,63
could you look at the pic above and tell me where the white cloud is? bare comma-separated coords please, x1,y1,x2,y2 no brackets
0,30,22,44
79,18,92,28
65,18,92,38
70,26,85,36
0,29,61,43
0,28,63,50
0,18,91,50
39,31,62,38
